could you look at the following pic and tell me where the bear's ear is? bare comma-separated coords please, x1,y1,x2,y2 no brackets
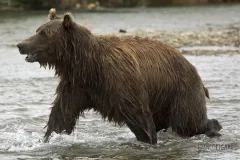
48,8,56,20
62,13,74,29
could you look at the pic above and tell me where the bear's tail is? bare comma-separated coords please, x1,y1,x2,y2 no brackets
204,86,210,99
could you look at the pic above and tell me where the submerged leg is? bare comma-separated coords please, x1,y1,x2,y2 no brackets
44,81,91,142
44,97,76,142
124,109,157,144
205,119,222,137
170,89,222,137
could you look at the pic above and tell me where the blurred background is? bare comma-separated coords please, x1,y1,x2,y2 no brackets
0,0,240,10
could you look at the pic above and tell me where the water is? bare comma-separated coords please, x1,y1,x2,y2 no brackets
0,5,240,160
180,46,240,52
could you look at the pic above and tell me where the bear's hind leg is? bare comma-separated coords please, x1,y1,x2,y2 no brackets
205,119,222,137
170,89,222,137
124,110,157,144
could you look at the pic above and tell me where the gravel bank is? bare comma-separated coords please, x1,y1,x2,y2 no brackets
118,23,240,55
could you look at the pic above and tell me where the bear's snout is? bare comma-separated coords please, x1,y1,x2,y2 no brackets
17,42,26,54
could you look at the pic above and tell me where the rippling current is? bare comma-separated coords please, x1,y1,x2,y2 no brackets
0,5,240,160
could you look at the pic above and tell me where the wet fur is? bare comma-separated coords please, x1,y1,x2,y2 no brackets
19,10,222,144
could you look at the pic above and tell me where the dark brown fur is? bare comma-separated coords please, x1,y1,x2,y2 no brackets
17,10,222,144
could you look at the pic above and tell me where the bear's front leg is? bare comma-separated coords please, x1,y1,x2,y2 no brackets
44,81,90,142
44,94,80,142
44,96,68,142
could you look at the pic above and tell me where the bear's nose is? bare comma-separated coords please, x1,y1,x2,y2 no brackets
17,43,24,50
17,43,25,54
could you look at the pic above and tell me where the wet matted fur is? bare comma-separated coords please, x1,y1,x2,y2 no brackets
17,9,222,144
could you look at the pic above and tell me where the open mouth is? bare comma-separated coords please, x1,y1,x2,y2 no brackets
25,53,38,63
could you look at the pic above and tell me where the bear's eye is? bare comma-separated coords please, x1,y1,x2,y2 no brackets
39,30,47,36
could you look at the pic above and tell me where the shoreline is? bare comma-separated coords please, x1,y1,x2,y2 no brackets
1,3,240,12
117,23,240,55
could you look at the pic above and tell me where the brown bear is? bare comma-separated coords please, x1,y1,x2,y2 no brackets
17,9,222,144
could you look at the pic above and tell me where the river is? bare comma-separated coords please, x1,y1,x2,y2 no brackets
0,5,240,160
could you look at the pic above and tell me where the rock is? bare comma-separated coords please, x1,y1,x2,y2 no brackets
119,29,127,33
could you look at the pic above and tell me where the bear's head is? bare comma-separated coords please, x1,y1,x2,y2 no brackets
17,9,92,68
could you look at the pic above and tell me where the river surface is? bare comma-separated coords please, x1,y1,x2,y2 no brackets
0,5,240,160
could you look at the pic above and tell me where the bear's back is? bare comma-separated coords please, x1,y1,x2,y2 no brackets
98,35,201,89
